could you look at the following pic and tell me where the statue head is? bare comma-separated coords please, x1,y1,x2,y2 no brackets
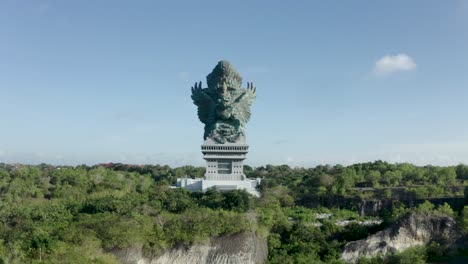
207,61,242,114
206,60,242,91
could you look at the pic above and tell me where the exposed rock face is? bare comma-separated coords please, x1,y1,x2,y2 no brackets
302,195,465,216
112,231,267,264
341,213,458,263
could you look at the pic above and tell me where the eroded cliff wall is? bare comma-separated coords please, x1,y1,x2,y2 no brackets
112,231,267,264
341,213,458,263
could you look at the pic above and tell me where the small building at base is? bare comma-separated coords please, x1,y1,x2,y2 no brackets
176,177,261,197
176,139,261,197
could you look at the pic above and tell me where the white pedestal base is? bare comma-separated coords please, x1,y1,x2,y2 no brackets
176,177,261,197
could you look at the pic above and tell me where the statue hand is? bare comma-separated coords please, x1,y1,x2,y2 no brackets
191,81,203,93
246,82,256,94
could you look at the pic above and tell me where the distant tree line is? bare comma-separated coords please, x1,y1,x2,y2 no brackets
247,161,468,202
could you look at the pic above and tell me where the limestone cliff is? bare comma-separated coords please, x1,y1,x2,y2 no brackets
112,231,267,264
302,195,465,216
341,213,458,263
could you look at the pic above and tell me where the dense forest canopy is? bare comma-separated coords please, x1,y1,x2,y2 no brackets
0,161,468,263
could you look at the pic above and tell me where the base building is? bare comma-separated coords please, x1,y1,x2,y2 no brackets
177,140,260,196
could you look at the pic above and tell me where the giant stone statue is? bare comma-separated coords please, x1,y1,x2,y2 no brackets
191,60,256,144
176,60,260,196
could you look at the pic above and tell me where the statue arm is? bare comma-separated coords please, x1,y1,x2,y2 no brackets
232,82,256,124
191,81,215,124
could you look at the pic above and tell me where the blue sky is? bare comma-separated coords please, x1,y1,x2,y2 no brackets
1,0,468,167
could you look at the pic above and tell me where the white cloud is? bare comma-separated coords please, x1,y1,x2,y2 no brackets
104,135,127,144
373,54,416,76
112,111,144,121
177,71,189,80
373,140,468,166
273,139,288,145
245,66,268,74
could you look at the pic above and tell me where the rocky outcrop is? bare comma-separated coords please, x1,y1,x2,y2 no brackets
301,194,465,216
341,213,458,263
112,231,267,264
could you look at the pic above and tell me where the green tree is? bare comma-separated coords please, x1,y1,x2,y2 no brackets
435,203,455,217
416,200,435,213
458,206,468,234
336,168,357,194
365,170,381,187
222,190,251,212
456,164,468,179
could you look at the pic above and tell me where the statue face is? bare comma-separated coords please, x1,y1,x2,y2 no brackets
215,81,232,110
